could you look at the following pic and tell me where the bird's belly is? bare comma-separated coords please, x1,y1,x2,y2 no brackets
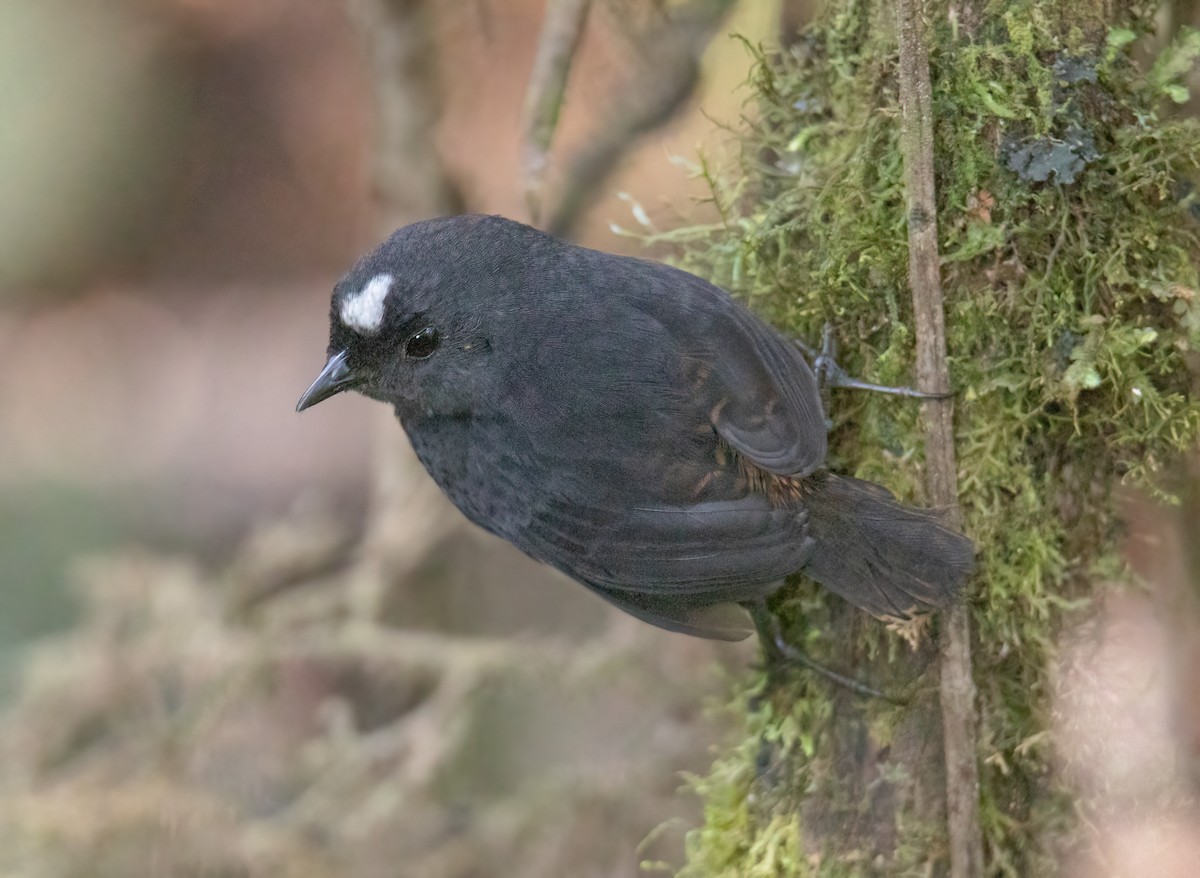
399,412,821,607
399,410,780,556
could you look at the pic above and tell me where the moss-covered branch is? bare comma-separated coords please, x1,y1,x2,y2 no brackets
666,0,1200,873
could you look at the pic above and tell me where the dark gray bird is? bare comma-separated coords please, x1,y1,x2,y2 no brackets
297,214,973,642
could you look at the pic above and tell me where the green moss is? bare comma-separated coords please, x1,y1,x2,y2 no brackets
677,685,836,878
656,3,1200,875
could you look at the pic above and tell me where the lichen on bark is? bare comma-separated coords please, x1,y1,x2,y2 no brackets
659,1,1200,874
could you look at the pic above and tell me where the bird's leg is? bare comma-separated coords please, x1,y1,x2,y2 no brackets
794,323,951,400
747,597,900,703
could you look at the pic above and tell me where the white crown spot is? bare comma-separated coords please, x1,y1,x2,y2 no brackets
340,273,393,334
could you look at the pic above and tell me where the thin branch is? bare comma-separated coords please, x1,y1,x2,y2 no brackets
894,0,984,876
347,0,461,232
521,0,595,224
545,0,735,238
346,0,465,622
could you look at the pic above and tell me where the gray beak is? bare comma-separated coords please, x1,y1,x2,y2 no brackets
296,350,358,412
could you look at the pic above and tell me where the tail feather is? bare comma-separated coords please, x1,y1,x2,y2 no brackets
801,473,974,618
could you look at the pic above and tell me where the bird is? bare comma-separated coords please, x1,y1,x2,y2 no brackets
297,214,973,645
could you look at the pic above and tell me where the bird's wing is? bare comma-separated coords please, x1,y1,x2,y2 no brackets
629,268,828,478
521,492,816,641
525,492,815,596
706,306,828,476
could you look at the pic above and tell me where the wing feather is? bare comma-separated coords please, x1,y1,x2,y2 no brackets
524,493,815,596
627,267,828,478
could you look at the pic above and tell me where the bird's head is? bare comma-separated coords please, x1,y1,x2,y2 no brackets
296,215,548,420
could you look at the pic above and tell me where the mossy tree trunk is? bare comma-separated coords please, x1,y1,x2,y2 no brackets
674,0,1200,874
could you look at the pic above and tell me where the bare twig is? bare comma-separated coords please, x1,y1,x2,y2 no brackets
346,0,461,233
894,0,984,875
521,0,595,224
545,0,735,238
346,0,465,622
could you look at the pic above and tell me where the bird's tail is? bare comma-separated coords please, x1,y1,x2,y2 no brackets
801,472,974,617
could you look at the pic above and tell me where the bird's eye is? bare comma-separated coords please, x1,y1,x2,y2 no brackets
405,326,440,359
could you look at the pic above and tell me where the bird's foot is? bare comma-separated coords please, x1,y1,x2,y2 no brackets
793,323,951,400
747,598,903,704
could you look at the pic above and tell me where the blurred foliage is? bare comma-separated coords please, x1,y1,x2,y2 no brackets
0,509,720,877
642,2,1200,875
0,487,124,697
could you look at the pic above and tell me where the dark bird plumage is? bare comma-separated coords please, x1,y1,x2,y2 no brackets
297,214,974,641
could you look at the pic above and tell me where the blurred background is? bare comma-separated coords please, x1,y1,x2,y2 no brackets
2,1,1199,875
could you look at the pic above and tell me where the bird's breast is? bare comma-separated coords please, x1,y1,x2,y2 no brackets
400,413,531,540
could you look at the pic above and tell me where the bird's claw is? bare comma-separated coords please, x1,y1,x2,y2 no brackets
794,323,952,400
747,598,902,704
